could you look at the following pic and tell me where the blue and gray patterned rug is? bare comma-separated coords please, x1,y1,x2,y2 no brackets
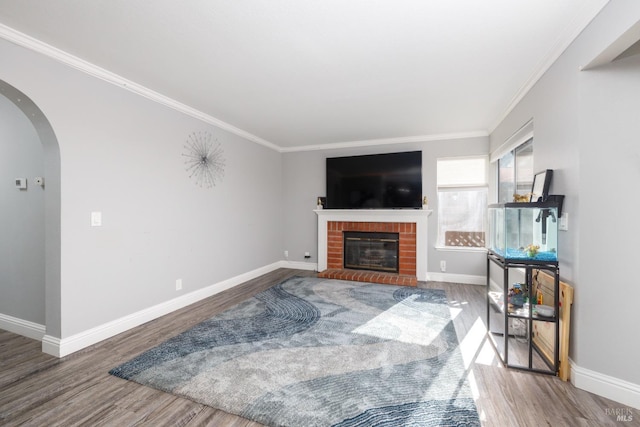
109,276,480,426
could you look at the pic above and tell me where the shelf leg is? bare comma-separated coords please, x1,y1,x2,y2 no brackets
527,267,533,370
555,267,560,375
503,263,509,365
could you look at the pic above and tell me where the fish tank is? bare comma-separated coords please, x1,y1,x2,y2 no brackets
488,202,560,263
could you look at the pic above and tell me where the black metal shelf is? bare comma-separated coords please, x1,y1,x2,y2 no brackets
486,250,560,375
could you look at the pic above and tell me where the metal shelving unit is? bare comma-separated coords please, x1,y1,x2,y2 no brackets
486,250,560,375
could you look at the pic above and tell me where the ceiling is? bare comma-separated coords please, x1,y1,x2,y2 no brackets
0,1,609,151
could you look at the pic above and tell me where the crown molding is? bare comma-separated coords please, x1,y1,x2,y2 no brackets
0,23,488,155
280,130,489,153
0,24,281,152
489,0,610,133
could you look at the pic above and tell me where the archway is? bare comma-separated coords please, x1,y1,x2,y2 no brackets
0,80,61,350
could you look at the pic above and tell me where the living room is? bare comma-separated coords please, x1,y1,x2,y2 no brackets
1,1,639,424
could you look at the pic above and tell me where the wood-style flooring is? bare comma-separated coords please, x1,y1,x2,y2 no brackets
1,268,636,426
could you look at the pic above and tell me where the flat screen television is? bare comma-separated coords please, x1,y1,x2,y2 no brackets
326,151,422,209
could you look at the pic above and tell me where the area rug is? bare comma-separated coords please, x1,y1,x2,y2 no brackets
109,276,480,426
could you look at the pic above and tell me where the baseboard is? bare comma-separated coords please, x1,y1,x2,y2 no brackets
277,262,486,284
571,358,640,410
43,261,286,358
277,260,317,271
0,313,45,341
426,272,485,285
41,334,61,356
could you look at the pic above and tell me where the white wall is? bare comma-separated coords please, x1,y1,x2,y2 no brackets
0,93,45,325
490,0,640,404
282,136,489,280
0,37,283,341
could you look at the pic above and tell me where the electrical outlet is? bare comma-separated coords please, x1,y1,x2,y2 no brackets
304,251,311,259
284,250,289,259
176,279,182,291
440,261,446,272
90,211,102,227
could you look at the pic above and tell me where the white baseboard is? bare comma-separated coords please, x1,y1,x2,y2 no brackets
571,358,640,410
43,261,287,358
277,260,317,271
426,272,485,285
0,313,45,341
41,334,61,356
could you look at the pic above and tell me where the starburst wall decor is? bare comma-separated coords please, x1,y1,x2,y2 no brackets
182,131,225,188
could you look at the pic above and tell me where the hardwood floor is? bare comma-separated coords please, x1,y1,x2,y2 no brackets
1,268,636,426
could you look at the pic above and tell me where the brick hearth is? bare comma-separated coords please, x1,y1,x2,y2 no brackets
318,269,417,286
317,221,417,286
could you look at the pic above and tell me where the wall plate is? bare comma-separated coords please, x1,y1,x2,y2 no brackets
558,213,569,231
91,211,102,227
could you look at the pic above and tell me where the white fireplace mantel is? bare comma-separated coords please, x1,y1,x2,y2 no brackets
314,209,433,281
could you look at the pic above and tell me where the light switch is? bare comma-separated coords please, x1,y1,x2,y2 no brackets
91,211,102,227
15,178,27,190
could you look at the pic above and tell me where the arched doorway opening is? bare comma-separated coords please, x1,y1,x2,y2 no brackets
0,80,61,351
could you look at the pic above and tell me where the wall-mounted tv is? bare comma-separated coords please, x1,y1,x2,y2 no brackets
326,151,422,209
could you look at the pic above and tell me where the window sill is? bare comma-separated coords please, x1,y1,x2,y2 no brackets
435,246,488,253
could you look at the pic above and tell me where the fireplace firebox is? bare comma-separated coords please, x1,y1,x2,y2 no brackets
343,231,399,273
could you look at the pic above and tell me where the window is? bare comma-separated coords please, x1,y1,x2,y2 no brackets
498,138,533,203
437,157,488,248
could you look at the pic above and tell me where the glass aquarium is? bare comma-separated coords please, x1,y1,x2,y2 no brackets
488,202,559,262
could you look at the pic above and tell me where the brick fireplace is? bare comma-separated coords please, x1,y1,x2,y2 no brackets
315,209,431,286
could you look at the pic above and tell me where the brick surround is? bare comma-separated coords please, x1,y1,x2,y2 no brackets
317,221,417,286
315,209,431,284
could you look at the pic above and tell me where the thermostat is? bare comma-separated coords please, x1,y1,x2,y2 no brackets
15,178,27,190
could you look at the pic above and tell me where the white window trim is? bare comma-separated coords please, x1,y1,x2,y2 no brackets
490,119,533,163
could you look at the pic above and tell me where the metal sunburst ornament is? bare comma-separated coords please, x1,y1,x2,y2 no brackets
182,131,225,188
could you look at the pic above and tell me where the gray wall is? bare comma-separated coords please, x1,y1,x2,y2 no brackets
490,0,640,385
1,37,283,338
0,94,45,325
282,136,489,278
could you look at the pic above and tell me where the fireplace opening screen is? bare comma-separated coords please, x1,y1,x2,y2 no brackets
343,231,399,273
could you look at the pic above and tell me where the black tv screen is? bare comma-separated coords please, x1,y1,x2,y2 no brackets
326,151,422,209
